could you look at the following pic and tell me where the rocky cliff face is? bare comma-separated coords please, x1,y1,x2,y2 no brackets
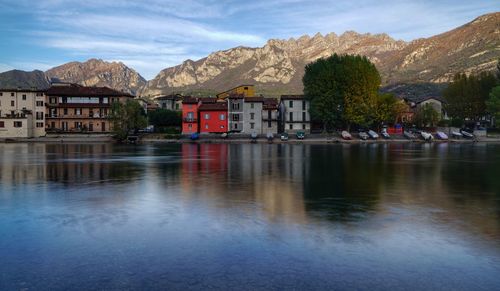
140,12,499,96
46,59,146,95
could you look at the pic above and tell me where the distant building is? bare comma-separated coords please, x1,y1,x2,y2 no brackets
243,97,264,134
181,97,199,134
216,85,255,99
199,101,228,134
228,95,244,132
0,88,46,138
279,95,310,133
155,94,182,111
45,83,134,133
136,98,159,114
262,98,279,135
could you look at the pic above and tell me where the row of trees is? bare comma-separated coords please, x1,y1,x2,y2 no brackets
303,54,407,131
443,60,500,127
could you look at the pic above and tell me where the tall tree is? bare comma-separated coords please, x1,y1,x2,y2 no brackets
443,72,496,123
303,54,381,130
109,99,147,140
414,103,440,127
486,86,500,126
372,93,399,129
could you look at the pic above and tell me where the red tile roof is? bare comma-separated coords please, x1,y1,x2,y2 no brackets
46,84,133,97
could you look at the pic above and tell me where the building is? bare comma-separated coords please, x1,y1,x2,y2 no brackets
181,97,199,134
156,94,182,111
199,101,228,134
262,98,279,135
0,88,46,138
216,85,255,99
228,95,244,132
136,98,159,114
45,83,134,133
279,95,310,133
243,97,264,134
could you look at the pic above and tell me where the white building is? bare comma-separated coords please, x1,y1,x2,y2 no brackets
242,97,263,134
0,88,46,138
279,95,310,133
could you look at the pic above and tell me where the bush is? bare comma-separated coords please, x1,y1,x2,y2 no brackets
437,119,450,127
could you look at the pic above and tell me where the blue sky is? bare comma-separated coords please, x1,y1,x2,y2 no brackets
0,0,498,79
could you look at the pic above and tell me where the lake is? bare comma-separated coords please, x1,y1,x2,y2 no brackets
0,143,499,290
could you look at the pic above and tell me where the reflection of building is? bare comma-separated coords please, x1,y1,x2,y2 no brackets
45,83,134,133
0,88,46,138
0,144,47,189
279,95,310,133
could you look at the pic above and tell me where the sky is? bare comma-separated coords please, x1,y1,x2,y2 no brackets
0,0,498,79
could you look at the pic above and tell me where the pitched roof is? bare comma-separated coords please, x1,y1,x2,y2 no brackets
244,97,264,102
46,84,133,97
263,98,279,110
155,94,182,101
199,97,217,103
182,97,198,104
281,94,304,100
198,101,227,111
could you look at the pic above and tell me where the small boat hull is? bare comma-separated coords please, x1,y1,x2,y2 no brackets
404,131,416,139
435,131,448,140
368,130,379,139
341,131,352,140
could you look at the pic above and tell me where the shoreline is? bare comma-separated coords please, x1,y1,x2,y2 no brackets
3,135,500,144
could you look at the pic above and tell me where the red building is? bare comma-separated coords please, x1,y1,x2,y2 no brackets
199,101,228,134
182,97,199,134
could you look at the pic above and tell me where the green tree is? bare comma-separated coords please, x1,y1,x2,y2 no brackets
303,54,381,130
486,86,500,126
109,99,147,140
443,72,497,123
414,103,440,128
371,93,398,129
148,109,182,129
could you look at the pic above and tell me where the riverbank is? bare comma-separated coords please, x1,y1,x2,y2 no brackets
2,133,500,144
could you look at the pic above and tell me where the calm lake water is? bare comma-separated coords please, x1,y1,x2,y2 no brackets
0,142,499,290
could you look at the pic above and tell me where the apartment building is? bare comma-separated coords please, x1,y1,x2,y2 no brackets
279,95,310,133
45,83,134,133
243,97,263,134
228,95,244,132
262,98,279,135
156,94,183,111
0,88,46,138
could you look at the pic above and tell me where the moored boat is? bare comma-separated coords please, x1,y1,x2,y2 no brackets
451,131,462,138
435,131,448,140
341,131,352,140
368,130,379,139
460,130,474,139
358,131,369,140
190,133,199,140
420,131,433,141
404,131,416,139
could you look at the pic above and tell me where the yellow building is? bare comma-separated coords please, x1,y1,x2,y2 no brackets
216,85,255,99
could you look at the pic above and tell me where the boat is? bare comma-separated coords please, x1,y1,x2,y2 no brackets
451,131,462,138
420,131,433,141
250,132,258,143
190,133,199,140
461,130,474,139
221,132,228,138
381,130,390,139
404,131,416,140
341,131,352,140
266,132,274,141
280,132,289,141
358,131,369,140
435,131,448,140
367,130,379,139
296,131,305,139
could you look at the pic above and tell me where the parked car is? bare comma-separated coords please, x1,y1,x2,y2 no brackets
296,131,305,139
280,133,289,141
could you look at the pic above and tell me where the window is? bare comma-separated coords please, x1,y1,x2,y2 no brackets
162,103,166,108
14,121,22,128
302,112,306,121
244,87,248,90
232,102,240,110
0,121,4,128
22,94,26,100
74,122,82,129
289,124,293,130
0,92,2,96
220,125,224,129
64,108,68,115
289,112,293,122
11,93,14,97
250,123,254,129
302,101,306,110
234,123,238,129
205,124,208,129
289,100,293,108
36,112,44,120
36,101,44,107
204,113,210,120
250,113,254,120
175,103,179,110
219,114,225,120
232,114,239,121
188,124,192,129
11,100,14,106
250,103,254,109
36,122,44,128
302,124,306,130
75,108,81,115
50,97,57,104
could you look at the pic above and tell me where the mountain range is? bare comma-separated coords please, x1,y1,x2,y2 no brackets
0,12,498,98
